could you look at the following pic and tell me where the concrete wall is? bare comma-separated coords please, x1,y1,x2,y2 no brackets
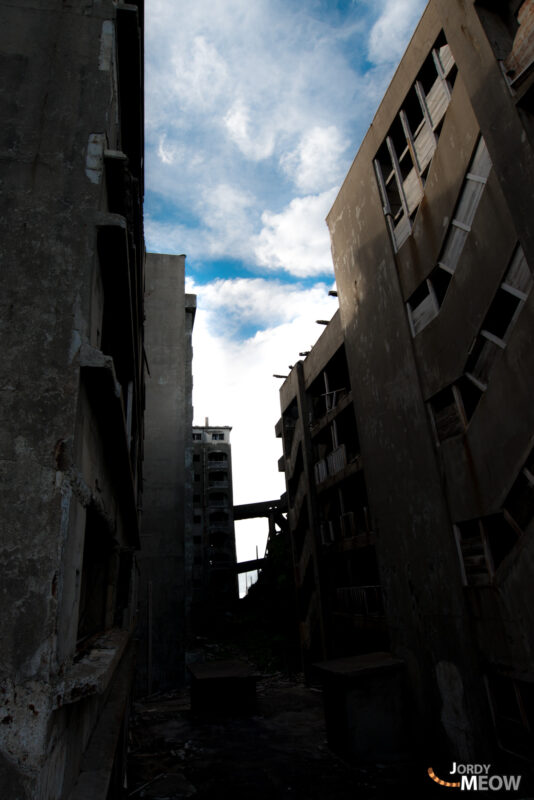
136,253,193,694
325,0,534,763
0,1,145,796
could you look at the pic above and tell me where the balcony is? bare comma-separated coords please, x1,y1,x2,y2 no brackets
314,448,363,491
310,389,352,437
206,460,228,471
314,444,346,485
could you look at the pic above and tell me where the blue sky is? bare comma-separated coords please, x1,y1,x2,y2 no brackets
145,0,428,570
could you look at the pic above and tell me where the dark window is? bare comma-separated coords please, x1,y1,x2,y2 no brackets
77,507,112,645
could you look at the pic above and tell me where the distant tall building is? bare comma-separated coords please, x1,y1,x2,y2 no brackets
0,0,145,796
136,253,196,694
278,0,534,768
189,424,238,629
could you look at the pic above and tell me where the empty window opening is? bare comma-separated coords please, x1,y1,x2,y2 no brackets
77,507,113,646
429,385,465,441
208,471,227,483
407,280,438,335
456,374,484,420
505,449,534,531
208,452,228,462
430,264,453,305
483,288,521,340
209,511,229,524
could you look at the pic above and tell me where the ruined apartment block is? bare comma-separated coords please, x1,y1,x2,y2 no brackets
278,0,534,768
0,1,145,796
190,424,238,631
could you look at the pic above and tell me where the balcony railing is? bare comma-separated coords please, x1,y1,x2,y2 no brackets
314,444,347,485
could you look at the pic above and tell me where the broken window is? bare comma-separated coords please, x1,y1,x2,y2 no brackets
407,137,492,335
374,33,457,252
429,385,465,440
211,432,224,441
505,447,534,530
455,511,522,586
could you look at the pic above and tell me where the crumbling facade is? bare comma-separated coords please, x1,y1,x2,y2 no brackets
189,424,238,630
136,254,196,694
0,1,145,796
278,0,534,768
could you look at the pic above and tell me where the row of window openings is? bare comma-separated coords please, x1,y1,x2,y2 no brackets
193,492,228,506
192,432,225,441
454,446,534,586
407,137,493,336
374,36,457,252
428,243,532,442
193,452,228,462
194,471,228,482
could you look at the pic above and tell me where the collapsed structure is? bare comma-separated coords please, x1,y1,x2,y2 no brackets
277,0,534,765
0,1,145,796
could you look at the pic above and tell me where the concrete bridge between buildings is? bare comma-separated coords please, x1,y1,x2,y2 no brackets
233,496,287,574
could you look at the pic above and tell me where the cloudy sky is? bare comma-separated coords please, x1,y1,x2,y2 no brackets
145,0,428,577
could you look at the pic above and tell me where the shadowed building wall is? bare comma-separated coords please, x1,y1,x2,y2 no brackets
0,1,145,796
136,253,196,694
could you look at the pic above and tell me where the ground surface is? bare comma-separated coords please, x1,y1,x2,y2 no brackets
126,667,449,800
126,637,533,800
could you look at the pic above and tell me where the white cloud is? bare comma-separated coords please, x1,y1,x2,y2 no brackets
280,126,349,193
187,276,334,336
368,0,427,67
187,279,339,536
254,189,337,277
169,35,230,112
224,100,276,161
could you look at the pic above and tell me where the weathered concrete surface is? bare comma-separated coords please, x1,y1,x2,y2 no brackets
0,0,145,796
324,0,534,767
136,253,194,694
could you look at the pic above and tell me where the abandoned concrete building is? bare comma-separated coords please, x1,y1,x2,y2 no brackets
135,253,196,695
277,0,534,768
0,0,146,796
189,424,238,630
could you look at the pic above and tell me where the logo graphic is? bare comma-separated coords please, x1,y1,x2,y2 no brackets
428,767,460,788
427,763,522,792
